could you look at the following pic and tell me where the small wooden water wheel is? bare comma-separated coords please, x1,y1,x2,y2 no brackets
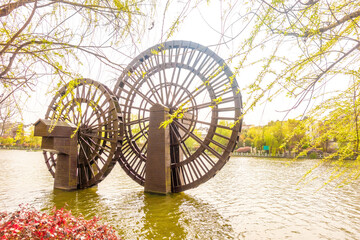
114,40,242,193
43,79,123,188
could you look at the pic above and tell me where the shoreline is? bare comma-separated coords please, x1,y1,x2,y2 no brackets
0,148,340,160
0,146,41,151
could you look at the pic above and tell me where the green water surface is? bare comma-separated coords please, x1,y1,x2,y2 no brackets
1,150,360,239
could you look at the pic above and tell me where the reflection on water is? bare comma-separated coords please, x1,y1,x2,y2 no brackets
142,193,186,240
42,188,103,218
140,193,234,239
1,150,360,239
41,187,234,239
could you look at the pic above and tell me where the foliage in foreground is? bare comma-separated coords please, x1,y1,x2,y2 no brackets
216,0,360,186
0,206,119,239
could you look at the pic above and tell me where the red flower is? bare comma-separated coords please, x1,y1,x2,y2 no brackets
0,205,120,239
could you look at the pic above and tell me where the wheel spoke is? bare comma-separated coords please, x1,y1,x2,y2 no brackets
122,82,156,106
126,117,150,126
173,120,222,159
114,41,241,191
44,79,122,188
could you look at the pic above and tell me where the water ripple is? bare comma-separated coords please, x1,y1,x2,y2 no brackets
1,151,360,239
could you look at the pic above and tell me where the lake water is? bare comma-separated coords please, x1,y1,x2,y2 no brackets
1,150,360,239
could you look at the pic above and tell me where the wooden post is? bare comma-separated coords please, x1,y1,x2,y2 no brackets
144,104,172,194
34,119,78,190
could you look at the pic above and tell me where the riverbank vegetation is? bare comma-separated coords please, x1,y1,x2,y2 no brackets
237,119,336,159
0,124,41,149
0,135,41,150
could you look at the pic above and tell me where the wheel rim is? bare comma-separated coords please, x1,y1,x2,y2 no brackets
43,78,123,188
114,40,242,192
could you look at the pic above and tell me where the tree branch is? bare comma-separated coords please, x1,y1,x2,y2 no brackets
283,42,360,114
0,0,36,17
0,81,28,105
317,10,360,35
0,0,37,56
0,40,36,79
281,9,360,38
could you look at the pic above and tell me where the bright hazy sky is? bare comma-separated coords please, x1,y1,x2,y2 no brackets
21,1,326,126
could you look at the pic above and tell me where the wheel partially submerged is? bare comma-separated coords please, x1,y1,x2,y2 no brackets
43,79,123,188
114,40,242,192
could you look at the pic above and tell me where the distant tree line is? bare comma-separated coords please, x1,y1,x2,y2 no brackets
237,119,337,158
0,124,41,149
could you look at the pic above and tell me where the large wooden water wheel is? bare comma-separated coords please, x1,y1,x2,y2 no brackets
43,79,123,188
114,40,242,192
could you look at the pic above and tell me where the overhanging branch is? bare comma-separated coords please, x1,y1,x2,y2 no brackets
280,9,360,38
0,0,36,17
